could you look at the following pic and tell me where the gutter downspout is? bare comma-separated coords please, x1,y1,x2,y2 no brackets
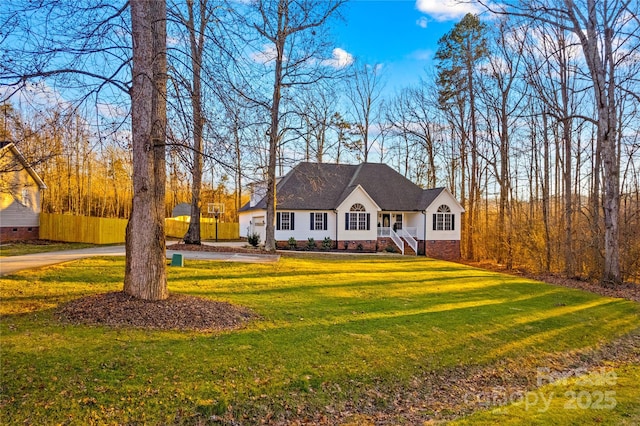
423,211,427,257
334,209,338,249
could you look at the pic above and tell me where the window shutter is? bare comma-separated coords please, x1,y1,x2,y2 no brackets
451,214,455,231
276,212,280,230
290,212,295,230
432,214,436,231
323,213,328,230
366,213,370,230
345,212,349,230
310,212,314,230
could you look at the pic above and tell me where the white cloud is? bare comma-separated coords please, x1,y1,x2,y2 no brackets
249,44,280,64
96,102,128,120
0,81,68,112
416,17,428,28
410,49,433,61
321,48,354,69
415,0,483,21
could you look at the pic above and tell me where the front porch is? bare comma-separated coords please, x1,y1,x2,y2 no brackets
377,225,420,255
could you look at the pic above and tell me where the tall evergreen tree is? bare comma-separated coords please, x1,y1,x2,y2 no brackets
435,13,488,260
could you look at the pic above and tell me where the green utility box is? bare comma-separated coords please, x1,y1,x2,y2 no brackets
170,253,184,267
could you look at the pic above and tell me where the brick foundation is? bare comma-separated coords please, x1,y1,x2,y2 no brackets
425,240,461,261
276,240,329,250
377,238,426,255
277,239,377,252
0,226,40,243
275,238,460,259
339,240,376,252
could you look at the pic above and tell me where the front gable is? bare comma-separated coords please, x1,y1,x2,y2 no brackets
335,184,380,213
425,188,464,215
1,142,47,239
425,188,464,241
336,185,379,240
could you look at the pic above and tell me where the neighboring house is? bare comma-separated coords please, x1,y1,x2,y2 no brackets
239,162,464,260
0,142,47,242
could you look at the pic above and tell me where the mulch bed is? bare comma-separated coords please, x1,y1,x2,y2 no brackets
56,244,266,333
56,291,257,332
167,242,266,254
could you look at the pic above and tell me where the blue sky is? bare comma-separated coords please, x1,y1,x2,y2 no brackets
333,0,484,93
1,0,487,117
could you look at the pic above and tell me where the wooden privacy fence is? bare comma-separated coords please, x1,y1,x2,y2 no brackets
40,214,239,244
40,213,128,244
165,216,239,240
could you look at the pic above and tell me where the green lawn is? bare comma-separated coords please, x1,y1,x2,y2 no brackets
0,241,98,257
1,255,638,424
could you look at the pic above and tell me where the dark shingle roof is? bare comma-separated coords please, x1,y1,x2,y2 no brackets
243,162,445,212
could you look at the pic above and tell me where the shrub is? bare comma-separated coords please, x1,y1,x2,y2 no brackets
247,232,260,247
322,237,333,250
385,245,397,253
357,243,364,251
288,237,297,250
343,241,349,250
306,237,316,250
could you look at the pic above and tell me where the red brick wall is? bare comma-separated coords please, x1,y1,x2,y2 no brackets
0,226,40,243
425,240,461,261
277,239,378,252
339,240,376,252
376,237,407,253
276,240,328,250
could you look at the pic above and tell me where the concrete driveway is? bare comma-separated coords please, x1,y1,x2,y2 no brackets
0,244,279,276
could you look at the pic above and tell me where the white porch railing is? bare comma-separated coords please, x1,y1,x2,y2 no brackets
378,227,404,255
403,227,418,237
398,228,418,255
378,226,419,255
390,229,404,255
377,226,391,237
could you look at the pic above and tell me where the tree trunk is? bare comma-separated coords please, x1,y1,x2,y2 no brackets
264,1,286,253
466,43,478,261
565,0,621,284
183,0,207,245
541,109,551,272
124,0,168,301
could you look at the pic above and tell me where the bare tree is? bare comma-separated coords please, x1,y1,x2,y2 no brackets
346,61,385,163
247,0,345,252
168,0,218,245
477,18,528,269
385,83,441,187
479,0,640,284
292,82,342,163
1,1,172,299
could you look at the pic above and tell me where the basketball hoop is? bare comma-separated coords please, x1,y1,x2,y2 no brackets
208,203,224,217
207,203,224,241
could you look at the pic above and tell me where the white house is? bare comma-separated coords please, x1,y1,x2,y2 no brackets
0,142,47,242
239,162,464,260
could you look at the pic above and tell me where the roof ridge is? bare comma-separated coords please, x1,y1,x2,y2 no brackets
345,163,364,188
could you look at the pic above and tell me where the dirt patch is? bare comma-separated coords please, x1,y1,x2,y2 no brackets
529,273,640,303
56,291,258,332
237,330,639,425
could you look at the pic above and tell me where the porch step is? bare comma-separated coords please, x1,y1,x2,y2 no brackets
403,240,416,256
